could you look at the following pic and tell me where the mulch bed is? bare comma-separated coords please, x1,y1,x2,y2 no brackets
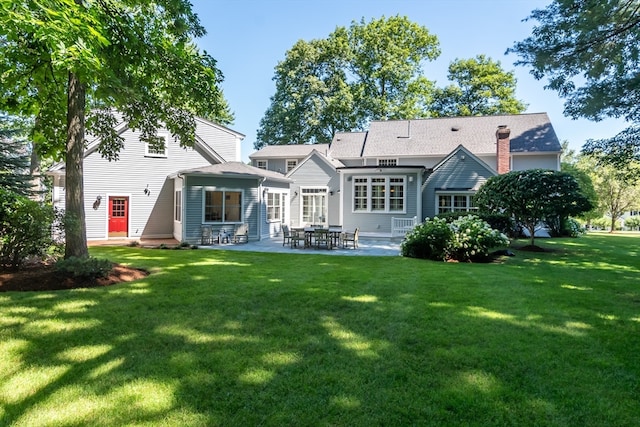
0,262,149,292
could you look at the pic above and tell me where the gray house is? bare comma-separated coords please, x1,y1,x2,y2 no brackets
49,117,260,243
250,113,562,236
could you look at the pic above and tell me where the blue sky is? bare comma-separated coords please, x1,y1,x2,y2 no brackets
191,0,627,161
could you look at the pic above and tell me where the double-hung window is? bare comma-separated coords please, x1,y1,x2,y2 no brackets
286,159,298,173
255,160,267,170
267,192,282,221
352,177,405,213
204,190,242,222
145,135,168,158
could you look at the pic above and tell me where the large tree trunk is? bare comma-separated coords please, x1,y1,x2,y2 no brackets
64,71,89,259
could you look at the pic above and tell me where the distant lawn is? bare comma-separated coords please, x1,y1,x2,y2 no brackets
1,234,639,426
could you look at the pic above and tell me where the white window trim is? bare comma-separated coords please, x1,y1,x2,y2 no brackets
255,160,267,170
351,176,406,214
145,134,168,158
266,191,284,222
286,159,298,173
202,187,244,224
174,190,182,222
300,187,329,225
435,191,478,214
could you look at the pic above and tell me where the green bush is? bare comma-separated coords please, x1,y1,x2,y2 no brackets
0,188,60,269
563,217,586,237
436,211,515,236
449,216,510,262
624,216,640,231
55,256,113,279
402,215,509,262
401,217,453,261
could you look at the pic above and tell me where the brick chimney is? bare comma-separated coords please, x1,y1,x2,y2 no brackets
496,125,511,174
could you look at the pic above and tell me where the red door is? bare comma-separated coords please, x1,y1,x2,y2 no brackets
108,197,129,237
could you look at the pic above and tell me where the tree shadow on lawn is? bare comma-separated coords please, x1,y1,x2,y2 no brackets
1,244,639,425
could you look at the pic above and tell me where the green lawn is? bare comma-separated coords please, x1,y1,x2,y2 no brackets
1,234,639,426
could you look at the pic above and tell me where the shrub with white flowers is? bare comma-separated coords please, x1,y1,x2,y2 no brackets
401,215,509,262
448,215,510,262
401,217,453,261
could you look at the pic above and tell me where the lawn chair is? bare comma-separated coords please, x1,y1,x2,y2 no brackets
233,223,249,243
341,227,359,249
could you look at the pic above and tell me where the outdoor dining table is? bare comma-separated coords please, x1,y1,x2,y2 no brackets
290,226,342,249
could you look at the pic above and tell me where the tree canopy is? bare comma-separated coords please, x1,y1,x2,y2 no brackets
574,155,640,232
256,15,440,149
431,55,527,117
474,169,592,246
509,0,640,167
257,16,528,149
0,0,232,258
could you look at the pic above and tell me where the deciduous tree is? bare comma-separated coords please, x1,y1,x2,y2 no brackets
431,55,527,117
256,15,440,149
474,169,592,246
509,0,640,167
582,156,640,232
0,0,232,259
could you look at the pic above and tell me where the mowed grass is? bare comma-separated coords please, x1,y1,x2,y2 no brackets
1,234,639,426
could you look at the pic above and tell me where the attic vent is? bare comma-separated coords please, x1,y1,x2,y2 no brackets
451,126,460,132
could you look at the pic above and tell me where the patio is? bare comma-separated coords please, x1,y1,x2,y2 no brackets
204,235,401,256
90,235,402,256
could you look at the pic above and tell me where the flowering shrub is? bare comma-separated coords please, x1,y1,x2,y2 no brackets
401,217,453,261
449,216,510,262
401,215,509,262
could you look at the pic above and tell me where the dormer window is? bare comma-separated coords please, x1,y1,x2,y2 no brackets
145,135,168,158
256,160,267,170
286,159,298,172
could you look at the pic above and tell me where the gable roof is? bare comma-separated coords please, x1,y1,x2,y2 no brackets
48,116,240,174
250,143,329,159
174,161,292,183
286,149,345,177
329,113,561,158
431,144,497,176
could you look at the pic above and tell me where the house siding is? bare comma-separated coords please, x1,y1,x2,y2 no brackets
512,154,559,171
195,120,242,162
79,127,215,239
423,152,494,219
340,171,420,233
183,175,261,244
288,156,337,227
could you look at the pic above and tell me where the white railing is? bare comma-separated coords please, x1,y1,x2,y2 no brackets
391,216,418,237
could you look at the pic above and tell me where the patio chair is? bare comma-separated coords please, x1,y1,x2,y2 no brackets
341,227,359,249
233,223,249,243
314,228,330,249
201,225,213,245
282,224,292,246
290,228,307,248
